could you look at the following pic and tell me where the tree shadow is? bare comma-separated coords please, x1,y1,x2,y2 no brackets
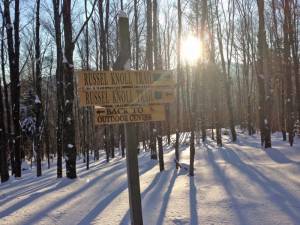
77,181,129,225
156,169,178,225
78,158,124,178
68,158,158,225
189,176,198,225
119,171,164,225
1,150,159,224
204,143,251,225
0,178,75,219
0,178,57,207
0,172,56,194
0,161,126,221
219,146,300,224
120,167,179,225
264,148,300,165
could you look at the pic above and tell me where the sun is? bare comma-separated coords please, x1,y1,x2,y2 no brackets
181,35,202,64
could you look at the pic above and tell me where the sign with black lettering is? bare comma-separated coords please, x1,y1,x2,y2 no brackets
77,70,175,89
95,105,166,124
79,87,175,106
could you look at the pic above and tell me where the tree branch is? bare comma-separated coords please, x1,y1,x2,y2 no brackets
72,0,97,45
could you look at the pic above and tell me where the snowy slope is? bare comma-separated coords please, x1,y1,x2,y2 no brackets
0,132,300,225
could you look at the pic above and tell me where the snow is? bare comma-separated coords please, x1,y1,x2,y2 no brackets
0,132,300,225
35,95,41,104
66,117,72,123
67,144,74,149
6,23,13,30
62,53,73,68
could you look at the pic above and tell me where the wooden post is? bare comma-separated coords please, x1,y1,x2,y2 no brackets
125,124,143,225
116,11,143,225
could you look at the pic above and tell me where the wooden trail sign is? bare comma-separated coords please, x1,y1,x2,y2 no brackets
78,87,175,106
95,105,166,125
77,70,175,88
117,12,143,225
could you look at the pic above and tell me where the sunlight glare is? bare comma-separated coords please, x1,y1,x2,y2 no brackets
181,35,202,64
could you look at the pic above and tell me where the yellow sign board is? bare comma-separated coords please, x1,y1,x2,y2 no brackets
95,105,166,125
77,70,175,89
78,87,175,106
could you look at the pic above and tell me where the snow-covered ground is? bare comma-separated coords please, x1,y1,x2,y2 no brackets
1,132,300,225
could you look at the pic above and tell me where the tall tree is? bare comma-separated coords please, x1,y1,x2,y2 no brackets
62,0,77,178
62,0,97,178
256,0,271,148
146,0,157,160
153,0,164,171
174,0,182,168
283,0,294,146
0,7,14,175
199,0,208,142
215,0,237,142
4,0,22,177
134,0,139,70
0,57,9,182
290,0,300,124
84,0,90,170
99,0,112,161
34,0,42,177
52,0,63,178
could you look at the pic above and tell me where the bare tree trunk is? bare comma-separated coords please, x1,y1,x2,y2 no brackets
208,1,221,146
0,65,9,182
290,1,300,124
186,65,195,176
283,0,294,146
256,0,271,148
175,0,181,168
1,22,13,175
92,18,100,70
119,125,125,157
99,0,111,160
199,0,208,142
271,0,286,140
4,0,22,177
134,0,139,70
44,68,53,169
62,0,77,178
215,0,237,142
53,0,63,178
35,0,42,177
1,18,10,181
146,0,157,160
153,0,164,171
84,0,90,170
61,0,96,176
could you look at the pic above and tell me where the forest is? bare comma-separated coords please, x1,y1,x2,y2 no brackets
0,0,300,225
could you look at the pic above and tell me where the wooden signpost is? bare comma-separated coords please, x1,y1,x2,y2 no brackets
78,87,174,106
76,11,175,225
95,105,166,125
117,13,143,225
77,70,175,88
